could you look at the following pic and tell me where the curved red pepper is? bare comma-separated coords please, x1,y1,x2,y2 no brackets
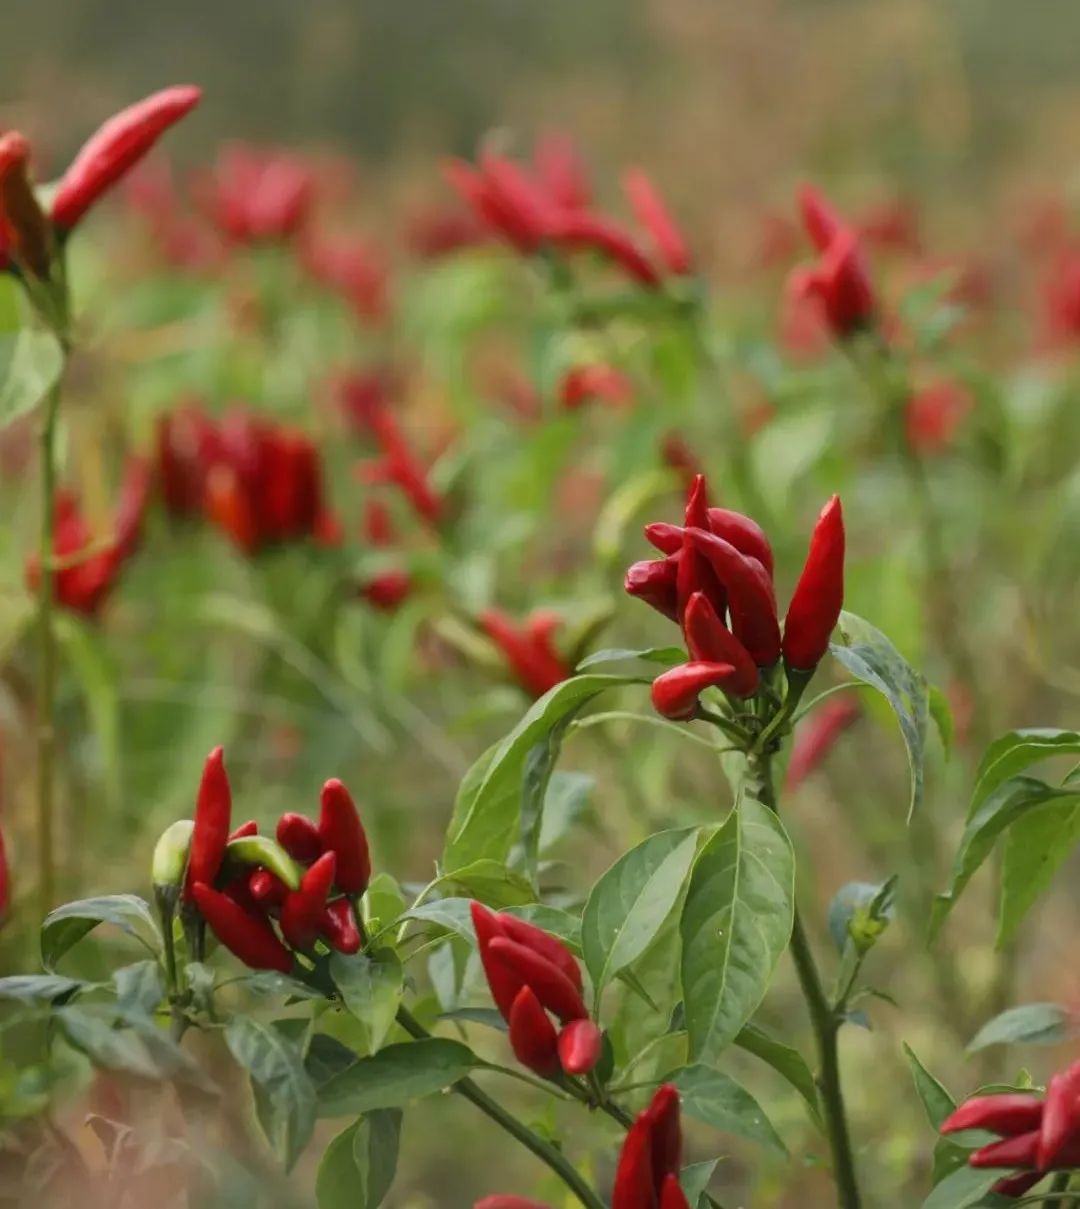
551,211,661,289
191,883,291,973
682,592,759,697
685,527,780,666
318,779,371,896
783,495,845,671
280,851,336,951
651,661,739,721
623,168,692,277
183,746,231,900
556,1019,602,1076
508,985,560,1077
486,936,587,1023
276,812,324,864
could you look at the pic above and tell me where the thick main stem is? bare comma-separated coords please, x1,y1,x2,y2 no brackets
395,1006,604,1209
751,751,863,1209
36,376,63,918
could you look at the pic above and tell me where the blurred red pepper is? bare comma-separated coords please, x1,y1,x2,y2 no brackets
559,364,634,411
197,144,315,244
788,184,876,339
191,883,292,973
905,381,974,456
550,211,661,288
623,169,693,277
782,495,845,671
156,404,221,518
300,232,390,325
403,203,489,259
534,132,591,212
25,457,151,617
471,902,601,1079
318,778,372,896
183,746,232,899
479,609,572,698
785,697,861,791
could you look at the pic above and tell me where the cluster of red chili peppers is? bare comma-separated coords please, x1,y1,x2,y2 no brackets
626,473,845,724
940,1061,1080,1198
154,746,370,974
477,1083,690,1209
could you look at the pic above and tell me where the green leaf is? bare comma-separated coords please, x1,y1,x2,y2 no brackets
680,799,794,1062
519,725,573,884
237,971,326,1001
830,611,929,819
681,1159,720,1208
0,328,63,427
918,1164,1002,1209
330,950,403,1054
443,674,642,869
669,1063,787,1155
538,771,594,853
42,895,160,971
970,729,1080,820
318,1038,478,1118
304,1034,360,1094
930,778,1080,938
827,878,897,954
968,1003,1073,1053
224,1016,317,1172
402,897,477,944
928,685,955,761
316,1111,402,1209
435,859,536,907
576,646,684,671
903,1042,956,1129
582,828,699,999
0,974,85,1004
735,1023,821,1126
112,961,165,1016
999,794,1080,945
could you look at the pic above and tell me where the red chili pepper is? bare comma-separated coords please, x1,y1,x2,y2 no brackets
534,131,590,212
322,898,362,955
623,168,692,277
941,1094,1044,1138
556,1019,602,1076
479,609,571,699
183,747,231,900
659,1176,690,1209
551,211,661,289
789,228,875,339
227,820,258,842
0,132,51,277
651,661,739,720
1037,1061,1080,1169
559,364,633,412
197,144,314,244
611,1084,684,1209
970,1130,1040,1169
706,508,775,579
682,593,759,697
782,495,845,671
318,779,371,896
479,152,555,253
507,986,560,1077
495,915,583,992
361,569,413,612
248,869,288,910
280,851,337,951
52,86,202,231
276,812,324,863
785,697,861,792
486,936,587,1023
684,528,780,666
625,558,680,623
191,883,292,973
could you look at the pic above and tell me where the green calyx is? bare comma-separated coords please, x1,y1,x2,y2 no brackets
224,835,303,891
152,820,194,889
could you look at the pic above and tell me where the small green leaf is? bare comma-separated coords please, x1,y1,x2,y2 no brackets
830,611,929,819
330,950,403,1054
576,647,685,671
827,878,897,954
681,799,794,1062
681,1159,721,1208
538,771,594,853
669,1063,787,1155
317,1038,478,1117
0,328,64,427
236,971,325,1001
902,1042,956,1130
735,1023,821,1126
112,961,165,1016
968,1004,1073,1053
316,1111,401,1209
42,895,160,971
918,1163,1002,1209
402,897,477,944
970,729,1080,820
436,859,536,907
999,795,1080,945
224,1016,317,1172
0,974,85,1004
582,828,699,998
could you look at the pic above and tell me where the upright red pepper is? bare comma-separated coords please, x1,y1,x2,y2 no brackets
52,86,202,231
318,779,372,895
613,1084,687,1209
684,528,780,666
322,897,362,955
191,883,292,973
623,168,692,277
280,851,337,951
183,746,231,899
782,495,845,671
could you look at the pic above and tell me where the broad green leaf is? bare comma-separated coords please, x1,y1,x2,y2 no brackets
680,799,794,1062
576,646,684,671
434,859,535,907
443,674,642,869
999,795,1080,945
304,1034,361,1094
0,328,64,427
330,950,403,1054
519,726,573,883
918,1163,1002,1209
968,1003,1073,1053
931,778,1080,938
669,1063,787,1155
970,729,1080,820
316,1111,402,1209
225,1016,317,1172
735,1023,821,1125
42,895,160,971
317,1038,478,1117
0,974,84,1003
830,611,929,819
582,828,699,999
112,961,165,1016
902,1042,956,1129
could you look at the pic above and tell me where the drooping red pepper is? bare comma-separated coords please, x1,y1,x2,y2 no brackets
183,746,232,899
52,86,202,231
322,897,362,955
624,558,680,623
941,1095,1044,1138
782,495,845,671
623,168,692,277
507,985,561,1077
613,1084,686,1209
191,883,292,973
280,851,337,951
276,812,324,864
550,211,662,289
479,609,572,699
684,528,781,666
682,593,759,698
785,696,861,791
556,1018,603,1076
318,779,372,896
651,661,739,721
487,937,588,1023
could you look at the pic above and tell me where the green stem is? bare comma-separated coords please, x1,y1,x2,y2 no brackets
1048,1173,1074,1208
395,1006,604,1209
751,750,862,1209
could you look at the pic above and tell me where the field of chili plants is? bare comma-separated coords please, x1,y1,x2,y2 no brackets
4,15,1080,1208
